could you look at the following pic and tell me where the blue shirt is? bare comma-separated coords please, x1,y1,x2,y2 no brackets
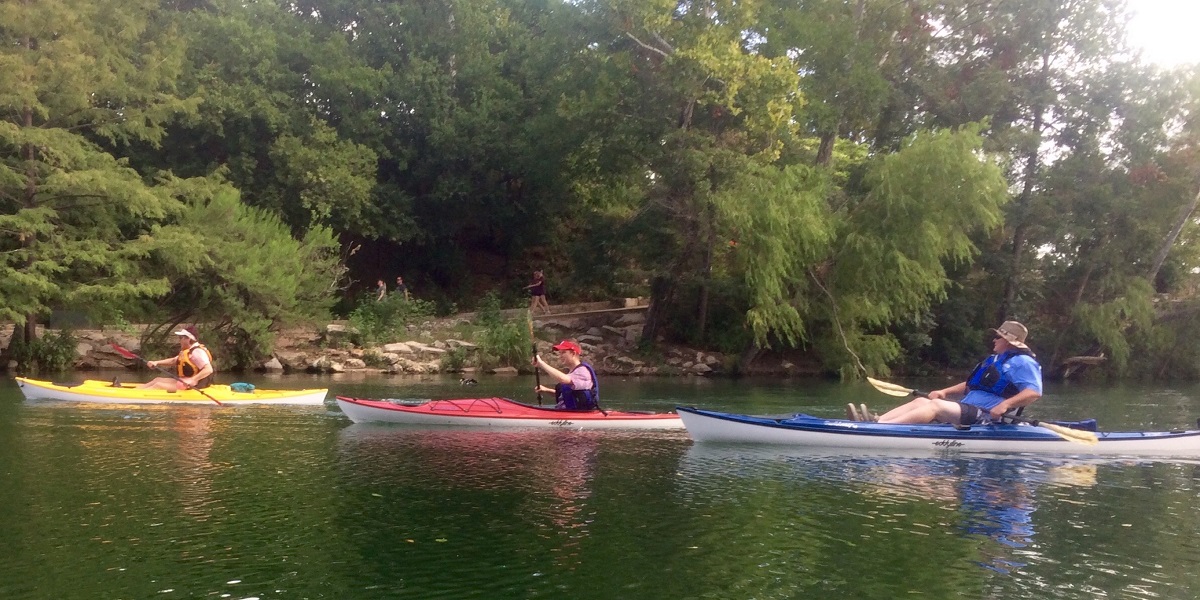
961,354,1042,411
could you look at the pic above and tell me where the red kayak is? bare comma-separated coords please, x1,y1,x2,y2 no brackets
335,396,684,430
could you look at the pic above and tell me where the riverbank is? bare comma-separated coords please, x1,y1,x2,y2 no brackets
2,301,822,378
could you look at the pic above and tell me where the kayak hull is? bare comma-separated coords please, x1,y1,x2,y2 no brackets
16,377,328,406
336,396,684,429
676,406,1200,456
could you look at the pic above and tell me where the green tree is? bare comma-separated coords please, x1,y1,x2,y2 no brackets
291,0,588,292
125,1,385,237
0,0,194,346
142,178,344,368
1033,66,1200,378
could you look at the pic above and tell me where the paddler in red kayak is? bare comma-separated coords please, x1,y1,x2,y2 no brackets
533,340,600,410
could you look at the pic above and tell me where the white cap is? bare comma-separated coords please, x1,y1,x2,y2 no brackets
173,328,197,341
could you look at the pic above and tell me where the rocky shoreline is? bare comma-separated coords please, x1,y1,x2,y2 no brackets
269,308,731,377
6,304,810,377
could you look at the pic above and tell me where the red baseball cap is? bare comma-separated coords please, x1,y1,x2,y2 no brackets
552,340,582,354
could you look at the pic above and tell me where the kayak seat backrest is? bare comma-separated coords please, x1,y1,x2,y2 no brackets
1049,418,1098,432
998,406,1026,425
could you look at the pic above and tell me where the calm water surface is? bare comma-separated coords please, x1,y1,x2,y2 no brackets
2,373,1200,599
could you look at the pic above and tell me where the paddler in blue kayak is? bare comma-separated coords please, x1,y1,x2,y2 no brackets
873,321,1042,425
533,340,600,410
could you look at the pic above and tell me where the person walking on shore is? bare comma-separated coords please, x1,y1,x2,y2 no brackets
525,270,549,314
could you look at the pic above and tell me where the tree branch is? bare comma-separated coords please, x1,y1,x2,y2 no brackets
625,31,672,59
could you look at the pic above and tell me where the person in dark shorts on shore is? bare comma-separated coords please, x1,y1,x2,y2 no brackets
525,270,549,314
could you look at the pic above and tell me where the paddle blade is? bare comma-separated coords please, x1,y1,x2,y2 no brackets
1038,421,1099,446
866,377,917,397
110,343,139,360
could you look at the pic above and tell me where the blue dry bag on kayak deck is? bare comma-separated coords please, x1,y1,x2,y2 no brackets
230,382,256,393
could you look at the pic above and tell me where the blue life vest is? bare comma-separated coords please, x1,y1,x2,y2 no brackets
966,350,1034,398
554,362,599,410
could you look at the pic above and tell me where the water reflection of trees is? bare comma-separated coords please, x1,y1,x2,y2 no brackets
335,425,601,580
674,446,1103,596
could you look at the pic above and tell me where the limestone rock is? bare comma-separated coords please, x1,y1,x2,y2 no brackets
614,312,646,326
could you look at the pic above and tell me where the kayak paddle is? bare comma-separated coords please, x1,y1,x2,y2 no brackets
528,313,542,406
110,343,222,406
866,376,1097,446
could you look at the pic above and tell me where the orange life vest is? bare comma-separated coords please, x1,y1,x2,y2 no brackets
176,343,214,389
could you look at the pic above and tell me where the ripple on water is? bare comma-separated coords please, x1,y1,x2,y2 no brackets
6,391,1200,600
672,444,1180,597
1,403,345,599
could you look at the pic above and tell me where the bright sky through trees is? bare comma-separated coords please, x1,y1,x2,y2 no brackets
1126,0,1200,67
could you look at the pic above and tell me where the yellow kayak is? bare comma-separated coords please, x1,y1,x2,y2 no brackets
15,377,328,406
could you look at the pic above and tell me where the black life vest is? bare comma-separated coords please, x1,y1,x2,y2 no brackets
965,349,1033,398
554,362,599,410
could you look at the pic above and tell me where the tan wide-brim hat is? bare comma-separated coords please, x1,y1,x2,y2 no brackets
992,321,1029,349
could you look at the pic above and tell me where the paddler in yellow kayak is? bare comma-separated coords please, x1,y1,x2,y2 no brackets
137,326,215,391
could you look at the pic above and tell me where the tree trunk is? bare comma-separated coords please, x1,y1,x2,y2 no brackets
737,341,762,374
998,50,1051,322
695,202,716,341
21,39,39,345
695,270,710,342
1146,181,1200,287
1049,260,1095,368
641,276,674,344
815,131,836,167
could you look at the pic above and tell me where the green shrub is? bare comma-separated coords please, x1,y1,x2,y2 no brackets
440,347,467,372
347,293,436,345
362,349,392,369
474,292,505,327
9,329,78,372
222,322,272,371
480,316,530,368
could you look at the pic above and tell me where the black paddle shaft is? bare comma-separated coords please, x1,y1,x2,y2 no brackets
532,343,543,406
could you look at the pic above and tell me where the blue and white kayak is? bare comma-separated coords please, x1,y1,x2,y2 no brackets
676,406,1200,456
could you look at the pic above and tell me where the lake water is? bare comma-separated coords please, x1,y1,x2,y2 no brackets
3,373,1200,599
